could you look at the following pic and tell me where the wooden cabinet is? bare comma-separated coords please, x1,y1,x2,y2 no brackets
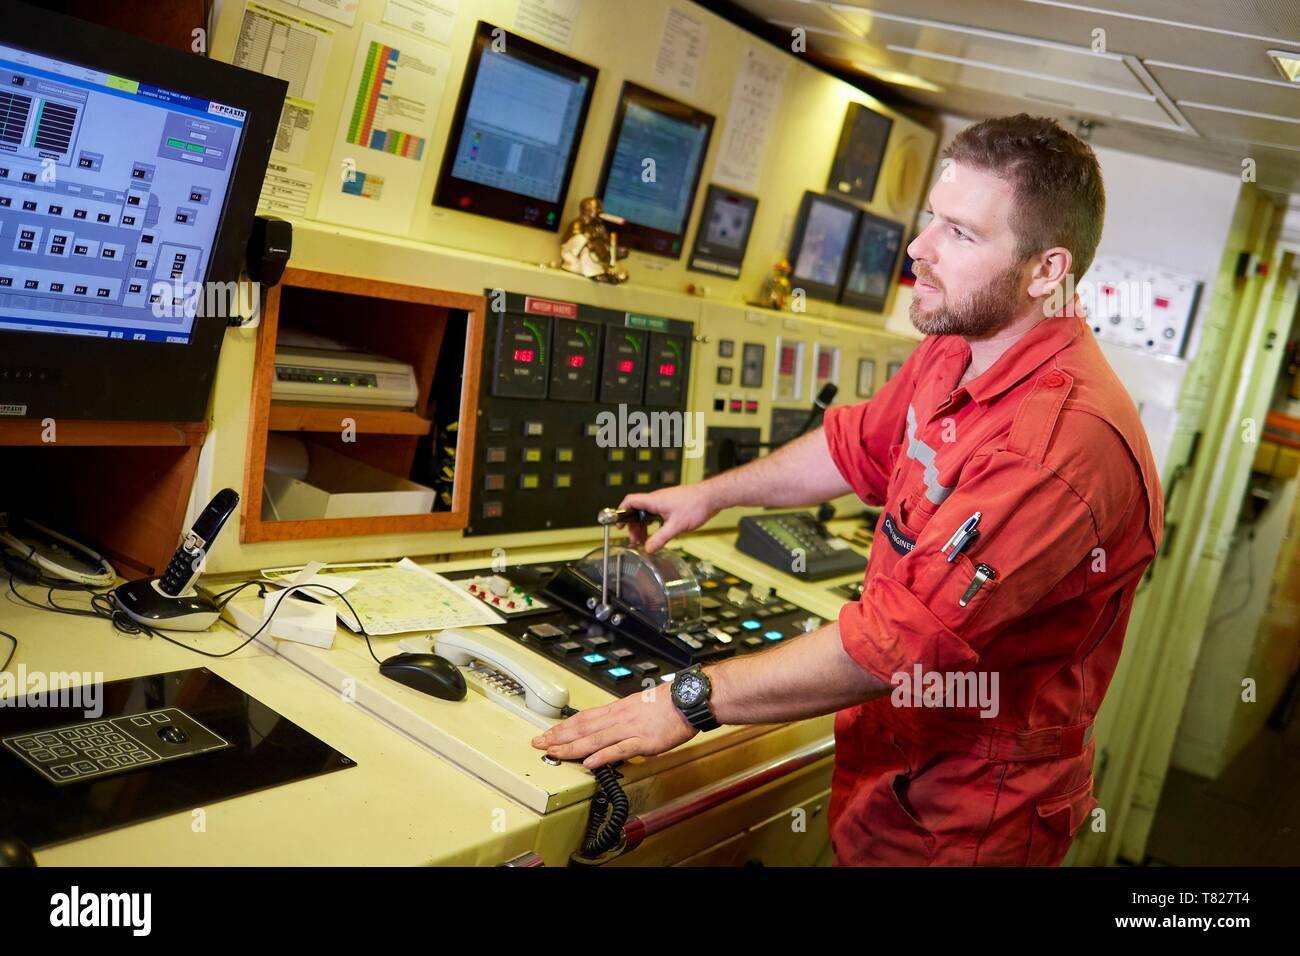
241,268,483,544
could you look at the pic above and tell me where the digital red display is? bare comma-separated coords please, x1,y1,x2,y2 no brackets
567,354,585,368
618,359,635,373
780,347,796,375
513,349,535,363
818,353,832,378
658,363,676,377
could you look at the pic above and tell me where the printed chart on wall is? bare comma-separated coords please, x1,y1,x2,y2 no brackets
317,23,449,233
713,45,787,195
233,2,334,166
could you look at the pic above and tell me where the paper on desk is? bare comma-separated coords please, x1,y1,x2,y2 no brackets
263,559,504,635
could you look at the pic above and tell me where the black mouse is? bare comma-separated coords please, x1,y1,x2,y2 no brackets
379,653,466,701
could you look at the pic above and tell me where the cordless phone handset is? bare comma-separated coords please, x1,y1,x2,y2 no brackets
158,489,240,597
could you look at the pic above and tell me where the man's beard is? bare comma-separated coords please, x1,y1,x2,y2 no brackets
909,262,1027,337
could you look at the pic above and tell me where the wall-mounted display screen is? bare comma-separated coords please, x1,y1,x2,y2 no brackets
827,102,893,203
596,82,714,258
688,184,757,277
787,191,861,302
434,22,598,231
841,211,905,312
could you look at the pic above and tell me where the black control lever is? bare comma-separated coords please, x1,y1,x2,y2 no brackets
613,508,660,526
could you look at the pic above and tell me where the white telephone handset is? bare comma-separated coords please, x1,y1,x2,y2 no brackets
401,628,570,727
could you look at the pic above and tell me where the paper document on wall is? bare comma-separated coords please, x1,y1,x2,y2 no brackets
298,0,359,27
258,162,316,218
383,0,458,45
315,23,449,234
653,7,708,98
713,45,787,194
515,0,582,49
233,2,333,164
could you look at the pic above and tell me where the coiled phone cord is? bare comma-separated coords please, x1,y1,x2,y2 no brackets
579,763,630,858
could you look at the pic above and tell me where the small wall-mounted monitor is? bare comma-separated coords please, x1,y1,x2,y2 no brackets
787,191,861,302
827,102,893,203
688,184,757,278
595,82,714,258
434,21,598,232
840,211,905,312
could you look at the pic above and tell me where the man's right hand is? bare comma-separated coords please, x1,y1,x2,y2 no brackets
619,484,721,553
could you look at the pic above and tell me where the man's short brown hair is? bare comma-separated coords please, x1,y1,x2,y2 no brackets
942,114,1105,278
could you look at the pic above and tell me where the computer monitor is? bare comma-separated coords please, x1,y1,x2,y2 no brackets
0,3,284,421
827,102,893,203
595,82,714,258
840,211,905,312
688,184,757,278
787,191,860,302
434,22,597,232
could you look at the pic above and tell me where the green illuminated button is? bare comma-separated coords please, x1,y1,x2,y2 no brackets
636,449,653,461
519,474,540,490
606,473,624,487
554,474,572,489
608,449,626,462
635,471,651,485
555,447,574,463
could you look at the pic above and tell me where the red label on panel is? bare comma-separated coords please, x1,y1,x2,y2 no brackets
1154,297,1170,309
525,296,578,318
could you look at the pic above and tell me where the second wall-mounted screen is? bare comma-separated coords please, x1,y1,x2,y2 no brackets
434,22,598,231
596,82,714,259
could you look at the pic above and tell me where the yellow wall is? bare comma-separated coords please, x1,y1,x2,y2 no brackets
197,0,935,573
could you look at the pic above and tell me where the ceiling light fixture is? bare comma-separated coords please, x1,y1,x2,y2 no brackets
1267,50,1300,82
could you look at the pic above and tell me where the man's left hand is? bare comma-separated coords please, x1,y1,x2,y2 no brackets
531,682,698,768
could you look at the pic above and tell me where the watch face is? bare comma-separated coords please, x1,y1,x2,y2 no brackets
674,673,704,707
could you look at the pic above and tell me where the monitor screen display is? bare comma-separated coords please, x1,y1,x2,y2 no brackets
435,23,597,231
596,82,714,258
0,41,247,344
788,192,860,300
841,211,905,311
688,184,757,277
827,103,893,203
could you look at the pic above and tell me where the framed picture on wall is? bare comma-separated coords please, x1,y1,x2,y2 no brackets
826,103,894,204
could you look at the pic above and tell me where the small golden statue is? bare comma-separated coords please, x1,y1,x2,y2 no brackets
754,257,792,310
556,197,629,283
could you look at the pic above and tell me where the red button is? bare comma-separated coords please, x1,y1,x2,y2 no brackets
1041,371,1065,388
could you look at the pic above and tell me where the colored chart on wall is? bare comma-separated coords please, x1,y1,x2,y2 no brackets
316,23,448,235
346,41,427,160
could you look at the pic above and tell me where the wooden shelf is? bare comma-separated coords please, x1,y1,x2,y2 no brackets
0,419,207,447
268,403,432,436
242,267,483,543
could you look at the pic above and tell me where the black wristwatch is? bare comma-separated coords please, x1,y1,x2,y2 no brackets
671,666,721,732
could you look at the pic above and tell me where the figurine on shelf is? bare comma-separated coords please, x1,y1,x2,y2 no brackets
753,256,792,310
556,196,629,283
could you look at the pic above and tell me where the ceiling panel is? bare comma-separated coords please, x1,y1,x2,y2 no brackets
728,0,1300,192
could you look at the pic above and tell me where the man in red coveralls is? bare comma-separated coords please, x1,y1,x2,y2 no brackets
532,115,1163,866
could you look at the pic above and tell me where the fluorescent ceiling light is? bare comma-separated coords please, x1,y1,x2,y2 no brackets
1268,50,1300,82
853,62,944,91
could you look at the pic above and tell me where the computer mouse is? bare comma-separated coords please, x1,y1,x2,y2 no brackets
379,653,466,701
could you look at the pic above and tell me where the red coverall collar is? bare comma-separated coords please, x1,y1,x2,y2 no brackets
937,304,1086,407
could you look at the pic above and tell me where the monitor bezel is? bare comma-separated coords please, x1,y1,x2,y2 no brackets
595,81,715,259
787,191,862,303
0,2,285,422
826,102,894,204
687,183,758,278
433,21,599,233
840,209,906,312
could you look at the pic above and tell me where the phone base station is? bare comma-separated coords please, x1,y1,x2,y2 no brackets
113,579,221,632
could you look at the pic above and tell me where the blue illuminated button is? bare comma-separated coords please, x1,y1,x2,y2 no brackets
606,667,633,681
580,653,608,667
764,630,784,642
741,619,762,630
